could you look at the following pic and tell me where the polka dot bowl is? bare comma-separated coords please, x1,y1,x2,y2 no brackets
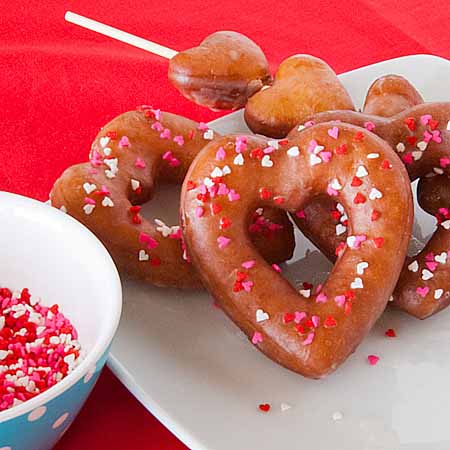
0,192,122,450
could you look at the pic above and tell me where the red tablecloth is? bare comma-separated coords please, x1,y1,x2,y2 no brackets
1,0,449,448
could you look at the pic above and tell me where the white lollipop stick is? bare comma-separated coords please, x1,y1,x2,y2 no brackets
65,11,178,60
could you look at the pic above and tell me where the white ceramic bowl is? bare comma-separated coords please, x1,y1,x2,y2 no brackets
0,191,122,450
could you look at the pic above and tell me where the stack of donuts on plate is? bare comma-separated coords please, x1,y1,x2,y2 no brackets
50,31,450,379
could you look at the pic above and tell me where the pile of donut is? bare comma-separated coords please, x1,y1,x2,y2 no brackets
49,31,450,379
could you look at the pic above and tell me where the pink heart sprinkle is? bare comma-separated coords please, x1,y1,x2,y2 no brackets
173,135,184,146
295,210,306,219
84,197,96,205
439,208,449,216
367,355,379,365
426,261,438,271
119,136,130,147
208,184,218,198
402,153,413,165
294,311,306,323
272,263,281,273
235,136,248,153
335,295,346,307
151,122,163,132
242,281,254,292
311,315,320,328
440,158,450,168
162,151,172,161
216,147,226,161
252,331,263,344
416,286,430,298
169,157,180,167
423,130,433,143
160,128,171,139
320,151,332,163
327,126,339,139
242,260,256,269
195,207,204,218
420,114,432,125
327,185,338,196
217,183,229,196
307,139,318,153
263,146,275,154
432,130,442,143
217,236,231,249
228,189,240,202
302,332,315,346
315,284,322,294
135,158,146,168
364,121,376,132
316,293,328,303
304,120,315,128
139,232,158,249
425,252,435,262
198,185,207,195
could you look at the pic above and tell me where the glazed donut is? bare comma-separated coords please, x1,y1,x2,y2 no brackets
50,107,295,288
289,102,450,318
244,55,355,138
168,31,271,110
180,125,412,378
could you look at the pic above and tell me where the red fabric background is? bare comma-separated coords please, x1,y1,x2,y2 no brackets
1,0,449,448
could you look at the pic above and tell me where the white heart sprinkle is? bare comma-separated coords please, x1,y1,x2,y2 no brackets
102,197,114,207
256,309,269,323
435,252,447,264
210,167,223,178
83,183,96,194
233,153,244,165
356,262,369,275
313,145,325,154
396,143,406,153
367,153,380,159
434,167,444,175
369,188,383,200
351,277,363,289
422,269,434,281
83,204,95,215
203,129,214,140
131,179,140,191
389,295,394,302
336,203,345,214
408,260,419,272
447,120,450,131
99,137,110,148
330,178,342,190
255,208,264,215
310,154,322,166
268,140,279,149
356,165,368,178
299,289,311,298
417,141,428,151
346,236,356,248
287,146,300,157
412,151,423,161
434,289,444,300
280,403,292,412
222,165,231,175
105,170,116,179
441,220,450,230
138,250,149,261
336,224,346,236
104,158,118,170
340,213,348,223
261,155,273,168
204,177,214,188
297,124,306,132
103,147,111,156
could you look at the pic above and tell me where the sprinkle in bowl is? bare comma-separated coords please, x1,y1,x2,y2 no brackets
0,191,122,450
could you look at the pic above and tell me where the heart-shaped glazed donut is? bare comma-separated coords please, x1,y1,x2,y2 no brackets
289,102,450,318
50,107,294,288
168,31,271,110
181,124,412,378
363,75,424,117
244,55,355,138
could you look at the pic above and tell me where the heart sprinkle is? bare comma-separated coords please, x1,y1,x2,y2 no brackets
256,309,269,322
367,355,379,366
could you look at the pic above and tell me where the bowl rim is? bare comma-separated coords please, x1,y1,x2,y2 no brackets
0,191,122,423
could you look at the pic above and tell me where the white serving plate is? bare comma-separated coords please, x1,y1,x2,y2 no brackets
108,54,450,450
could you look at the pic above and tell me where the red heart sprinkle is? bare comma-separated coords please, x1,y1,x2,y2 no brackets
381,160,392,169
371,210,381,221
295,324,306,334
278,139,289,146
129,205,141,213
429,119,439,130
373,237,384,248
406,136,417,146
353,192,366,204
335,144,347,155
186,180,196,191
353,131,365,142
335,242,345,255
220,217,232,229
385,328,396,337
233,281,243,292
259,404,270,412
331,210,341,221
344,290,355,300
344,301,352,315
324,315,337,328
401,153,413,165
211,203,222,215
284,312,295,324
236,271,248,282
132,215,142,225
404,117,416,131
106,131,117,139
250,148,264,159
259,188,272,200
351,176,363,187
